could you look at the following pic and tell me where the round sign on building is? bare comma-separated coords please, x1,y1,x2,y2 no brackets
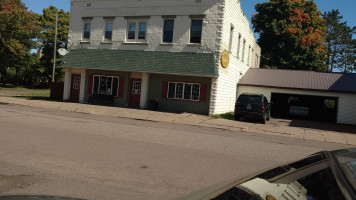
221,50,230,68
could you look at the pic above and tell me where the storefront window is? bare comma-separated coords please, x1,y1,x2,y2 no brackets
92,75,119,96
168,82,200,101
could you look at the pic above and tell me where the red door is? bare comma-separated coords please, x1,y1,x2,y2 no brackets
129,78,141,107
70,74,81,102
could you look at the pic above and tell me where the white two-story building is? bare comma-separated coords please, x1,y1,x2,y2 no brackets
62,0,261,115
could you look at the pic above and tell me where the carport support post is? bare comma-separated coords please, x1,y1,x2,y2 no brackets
140,73,150,109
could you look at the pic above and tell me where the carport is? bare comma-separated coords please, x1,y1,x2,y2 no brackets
237,68,356,125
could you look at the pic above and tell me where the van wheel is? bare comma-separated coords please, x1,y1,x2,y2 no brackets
261,114,266,124
267,112,270,121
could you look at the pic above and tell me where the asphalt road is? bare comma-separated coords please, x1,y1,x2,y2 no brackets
0,104,351,200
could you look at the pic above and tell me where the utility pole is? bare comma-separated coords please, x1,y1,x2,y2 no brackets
52,15,58,83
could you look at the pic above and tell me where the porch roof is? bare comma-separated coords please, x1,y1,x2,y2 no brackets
60,49,218,77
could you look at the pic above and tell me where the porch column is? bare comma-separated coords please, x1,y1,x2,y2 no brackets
208,77,217,116
63,68,71,101
140,73,150,109
79,70,86,103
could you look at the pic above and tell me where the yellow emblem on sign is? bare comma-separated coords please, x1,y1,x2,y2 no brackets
266,195,277,200
221,50,230,68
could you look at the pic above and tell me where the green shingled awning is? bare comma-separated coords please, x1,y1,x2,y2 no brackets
61,49,218,77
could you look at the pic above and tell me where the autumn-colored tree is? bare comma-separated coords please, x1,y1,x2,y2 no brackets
0,0,41,86
324,10,356,73
252,0,327,71
38,6,69,83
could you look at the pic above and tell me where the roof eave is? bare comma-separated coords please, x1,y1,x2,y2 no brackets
61,66,218,78
237,84,356,94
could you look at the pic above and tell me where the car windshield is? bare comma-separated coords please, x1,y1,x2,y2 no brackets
238,95,261,105
333,149,356,192
290,100,306,107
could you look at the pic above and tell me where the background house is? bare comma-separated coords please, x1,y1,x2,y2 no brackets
62,0,260,115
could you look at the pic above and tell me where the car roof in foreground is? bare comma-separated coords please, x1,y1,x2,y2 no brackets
177,148,356,200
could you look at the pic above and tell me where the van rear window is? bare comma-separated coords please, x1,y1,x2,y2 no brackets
238,95,261,104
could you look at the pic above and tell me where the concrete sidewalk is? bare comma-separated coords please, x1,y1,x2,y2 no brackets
1,96,356,146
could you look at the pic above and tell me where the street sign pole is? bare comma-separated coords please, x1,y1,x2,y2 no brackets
52,15,58,83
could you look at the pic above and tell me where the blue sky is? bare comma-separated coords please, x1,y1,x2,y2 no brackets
22,0,355,31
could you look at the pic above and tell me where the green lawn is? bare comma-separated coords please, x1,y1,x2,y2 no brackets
14,92,50,100
0,85,50,100
211,112,235,120
0,86,48,91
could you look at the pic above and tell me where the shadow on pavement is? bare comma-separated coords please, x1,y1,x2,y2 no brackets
13,96,56,101
283,119,356,134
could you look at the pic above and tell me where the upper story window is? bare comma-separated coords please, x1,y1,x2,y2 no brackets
190,19,203,44
127,19,147,42
242,39,246,63
251,48,254,67
82,17,93,41
104,22,113,41
256,54,260,68
237,34,242,59
83,22,91,40
229,25,234,53
247,45,251,66
163,19,174,43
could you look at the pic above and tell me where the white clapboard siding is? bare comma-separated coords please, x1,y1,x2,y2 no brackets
209,0,261,115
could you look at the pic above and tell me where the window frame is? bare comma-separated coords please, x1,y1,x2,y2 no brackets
167,81,201,101
247,45,251,66
242,39,246,63
83,22,91,40
256,53,259,68
92,75,120,97
237,34,242,59
104,21,114,41
73,76,80,89
162,19,175,43
126,19,148,42
229,25,234,53
190,19,203,44
132,81,141,94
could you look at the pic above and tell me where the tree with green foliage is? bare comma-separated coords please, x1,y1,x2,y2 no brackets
38,6,69,83
21,53,43,86
0,0,41,86
252,0,327,71
340,40,356,73
323,9,356,73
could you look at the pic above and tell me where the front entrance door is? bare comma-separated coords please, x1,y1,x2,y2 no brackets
129,78,141,107
70,74,81,102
